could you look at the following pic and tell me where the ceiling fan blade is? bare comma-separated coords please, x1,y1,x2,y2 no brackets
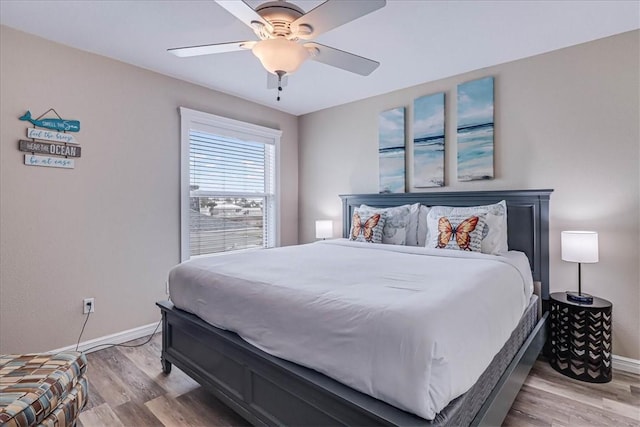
292,0,386,39
267,72,288,89
215,0,273,33
305,42,379,76
168,41,255,57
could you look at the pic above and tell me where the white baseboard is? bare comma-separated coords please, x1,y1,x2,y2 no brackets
49,321,162,354
613,354,640,375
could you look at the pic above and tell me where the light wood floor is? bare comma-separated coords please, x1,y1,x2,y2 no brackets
78,334,640,427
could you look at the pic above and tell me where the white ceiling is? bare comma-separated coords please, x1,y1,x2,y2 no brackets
1,1,638,116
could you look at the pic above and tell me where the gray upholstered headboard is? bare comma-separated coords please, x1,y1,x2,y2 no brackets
339,189,553,304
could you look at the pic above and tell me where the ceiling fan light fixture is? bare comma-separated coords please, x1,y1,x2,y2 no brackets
251,38,309,75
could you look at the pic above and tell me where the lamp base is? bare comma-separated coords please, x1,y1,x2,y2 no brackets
566,291,593,304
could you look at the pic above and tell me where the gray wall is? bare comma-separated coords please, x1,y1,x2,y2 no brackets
0,26,299,353
299,31,640,359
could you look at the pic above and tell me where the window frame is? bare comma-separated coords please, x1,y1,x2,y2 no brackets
180,107,282,261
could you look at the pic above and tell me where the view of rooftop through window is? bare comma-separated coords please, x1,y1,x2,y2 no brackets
189,196,265,254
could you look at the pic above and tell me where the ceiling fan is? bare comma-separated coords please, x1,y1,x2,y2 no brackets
168,0,386,100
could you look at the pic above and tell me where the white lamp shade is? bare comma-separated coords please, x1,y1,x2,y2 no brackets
315,220,333,239
561,231,599,263
252,38,309,75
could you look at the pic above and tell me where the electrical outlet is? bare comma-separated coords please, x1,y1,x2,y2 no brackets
83,298,95,314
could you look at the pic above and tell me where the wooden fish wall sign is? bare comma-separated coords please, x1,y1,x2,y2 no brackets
19,110,80,132
19,108,81,169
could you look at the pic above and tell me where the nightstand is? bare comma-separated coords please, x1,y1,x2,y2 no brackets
549,292,612,383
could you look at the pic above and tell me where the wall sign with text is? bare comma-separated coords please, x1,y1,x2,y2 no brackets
18,109,82,170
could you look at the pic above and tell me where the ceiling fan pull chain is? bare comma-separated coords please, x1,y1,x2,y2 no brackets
276,71,284,102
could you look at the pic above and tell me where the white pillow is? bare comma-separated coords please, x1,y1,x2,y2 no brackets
426,211,487,252
417,205,431,247
405,203,421,246
426,201,508,254
359,204,411,245
349,209,386,243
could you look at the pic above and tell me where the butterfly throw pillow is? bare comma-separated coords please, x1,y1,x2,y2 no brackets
427,201,507,254
427,211,486,252
358,204,411,245
349,210,386,243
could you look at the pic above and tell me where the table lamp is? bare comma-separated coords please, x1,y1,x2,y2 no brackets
561,231,598,304
315,220,333,240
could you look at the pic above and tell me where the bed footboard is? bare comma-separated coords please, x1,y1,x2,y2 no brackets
157,299,544,427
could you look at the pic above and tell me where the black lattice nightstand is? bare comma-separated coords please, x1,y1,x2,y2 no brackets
549,292,612,383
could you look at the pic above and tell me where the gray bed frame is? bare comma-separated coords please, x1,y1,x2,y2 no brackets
157,189,553,426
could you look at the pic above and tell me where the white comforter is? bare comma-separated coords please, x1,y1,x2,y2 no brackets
168,239,533,420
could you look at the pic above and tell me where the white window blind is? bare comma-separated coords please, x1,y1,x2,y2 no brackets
180,108,281,260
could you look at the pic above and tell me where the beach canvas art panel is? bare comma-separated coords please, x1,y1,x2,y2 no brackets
457,77,494,181
379,107,406,193
413,92,445,187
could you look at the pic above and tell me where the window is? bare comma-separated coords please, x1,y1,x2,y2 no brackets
180,108,281,260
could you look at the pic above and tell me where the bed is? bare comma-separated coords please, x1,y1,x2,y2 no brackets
157,189,552,426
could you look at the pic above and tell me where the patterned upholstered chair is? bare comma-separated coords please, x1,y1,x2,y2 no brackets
0,352,88,427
